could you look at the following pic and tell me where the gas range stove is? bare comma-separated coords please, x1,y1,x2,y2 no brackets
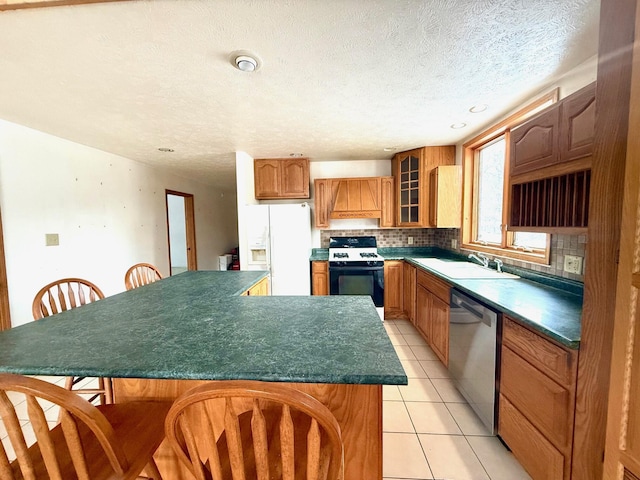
328,236,384,268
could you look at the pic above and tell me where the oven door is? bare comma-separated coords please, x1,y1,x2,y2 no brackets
328,265,384,307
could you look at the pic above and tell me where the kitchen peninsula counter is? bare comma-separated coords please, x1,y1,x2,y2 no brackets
0,270,405,479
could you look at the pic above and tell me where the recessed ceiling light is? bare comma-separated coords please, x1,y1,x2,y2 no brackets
469,104,488,113
450,123,467,129
235,55,258,72
383,147,397,152
289,153,304,157
158,147,174,152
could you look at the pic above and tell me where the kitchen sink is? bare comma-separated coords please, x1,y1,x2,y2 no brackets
411,258,520,279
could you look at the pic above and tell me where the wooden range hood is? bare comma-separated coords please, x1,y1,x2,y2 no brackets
330,178,381,219
314,176,394,228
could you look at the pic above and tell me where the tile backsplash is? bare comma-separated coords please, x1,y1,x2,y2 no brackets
320,229,586,282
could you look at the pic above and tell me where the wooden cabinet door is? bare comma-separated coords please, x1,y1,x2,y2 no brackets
313,179,331,228
383,261,404,319
394,148,423,227
311,261,328,295
380,176,395,227
429,165,461,228
415,284,431,342
403,262,416,324
245,277,269,296
281,158,309,198
510,107,559,176
254,159,281,198
559,82,596,164
429,294,449,366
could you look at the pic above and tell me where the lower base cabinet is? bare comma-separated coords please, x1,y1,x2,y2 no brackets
311,261,328,295
384,261,405,319
242,277,269,296
415,269,450,366
403,262,416,323
498,316,578,480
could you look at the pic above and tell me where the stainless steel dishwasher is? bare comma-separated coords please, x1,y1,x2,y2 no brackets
449,289,499,434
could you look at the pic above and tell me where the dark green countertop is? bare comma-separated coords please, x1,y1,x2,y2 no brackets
311,248,582,348
0,271,407,385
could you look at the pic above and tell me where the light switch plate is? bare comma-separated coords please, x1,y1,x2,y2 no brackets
564,255,583,274
45,233,59,246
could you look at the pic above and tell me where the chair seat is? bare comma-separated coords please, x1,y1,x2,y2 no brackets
9,401,171,480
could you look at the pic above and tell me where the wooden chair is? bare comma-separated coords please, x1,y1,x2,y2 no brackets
165,380,344,480
124,263,163,290
32,278,113,405
0,373,171,480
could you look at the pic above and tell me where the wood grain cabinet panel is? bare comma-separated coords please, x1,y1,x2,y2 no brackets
380,176,395,227
499,394,566,480
429,165,461,228
384,261,404,319
313,179,332,228
414,268,451,366
311,261,328,296
403,262,416,324
255,158,309,199
510,107,559,177
499,316,578,480
559,82,596,163
242,277,270,296
330,178,381,219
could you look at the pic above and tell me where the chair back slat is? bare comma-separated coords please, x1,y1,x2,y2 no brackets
224,397,246,480
0,440,13,480
307,419,321,480
26,395,64,480
0,391,35,479
250,399,269,480
32,278,104,320
124,263,163,290
60,409,92,480
280,404,295,480
165,380,344,480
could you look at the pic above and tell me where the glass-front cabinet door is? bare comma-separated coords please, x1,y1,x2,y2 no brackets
395,148,423,227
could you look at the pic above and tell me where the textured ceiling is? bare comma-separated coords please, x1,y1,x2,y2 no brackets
0,0,599,190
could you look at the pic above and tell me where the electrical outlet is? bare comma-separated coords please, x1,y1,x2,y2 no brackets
451,239,458,249
407,236,414,245
564,255,583,274
45,233,59,246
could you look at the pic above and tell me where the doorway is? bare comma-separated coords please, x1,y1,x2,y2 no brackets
165,190,197,275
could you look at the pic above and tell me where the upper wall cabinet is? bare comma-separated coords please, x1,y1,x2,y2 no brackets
508,83,595,232
510,83,596,178
392,146,456,228
254,158,310,199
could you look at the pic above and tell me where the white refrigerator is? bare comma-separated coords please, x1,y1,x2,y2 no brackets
243,203,311,296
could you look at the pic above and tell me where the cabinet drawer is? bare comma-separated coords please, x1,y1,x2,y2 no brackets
499,394,566,480
503,317,577,387
416,269,450,304
501,346,572,449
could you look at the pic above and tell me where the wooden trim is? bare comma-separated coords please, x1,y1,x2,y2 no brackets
0,0,130,10
0,208,10,331
573,0,638,477
603,2,640,478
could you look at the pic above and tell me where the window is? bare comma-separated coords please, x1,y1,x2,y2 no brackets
461,90,558,264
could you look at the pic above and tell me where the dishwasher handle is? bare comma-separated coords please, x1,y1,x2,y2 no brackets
451,290,497,328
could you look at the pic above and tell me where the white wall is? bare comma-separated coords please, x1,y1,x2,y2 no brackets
0,119,238,326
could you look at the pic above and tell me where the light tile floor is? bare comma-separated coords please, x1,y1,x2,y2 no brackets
383,318,531,480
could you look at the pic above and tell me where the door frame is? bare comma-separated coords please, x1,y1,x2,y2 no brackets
165,190,197,273
0,208,11,330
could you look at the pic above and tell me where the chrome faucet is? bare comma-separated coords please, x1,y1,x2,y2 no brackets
468,252,490,268
494,258,504,273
